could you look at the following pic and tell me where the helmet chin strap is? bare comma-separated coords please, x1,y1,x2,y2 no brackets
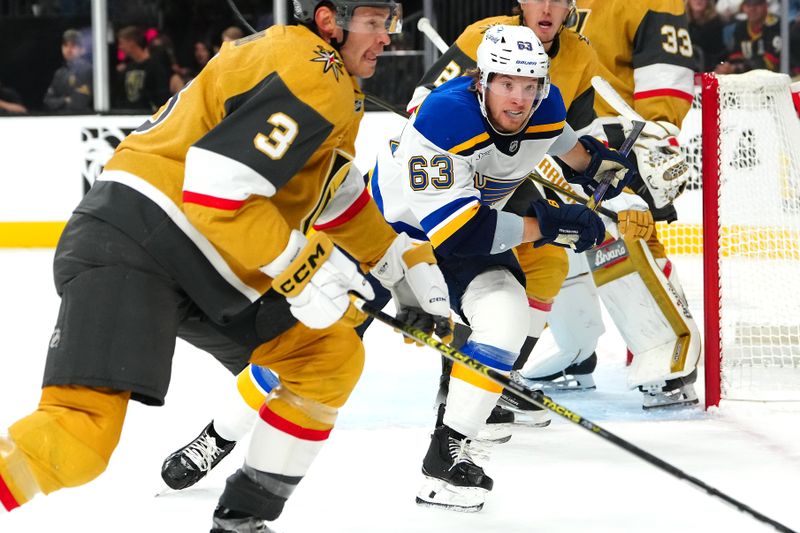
331,29,349,50
477,84,535,137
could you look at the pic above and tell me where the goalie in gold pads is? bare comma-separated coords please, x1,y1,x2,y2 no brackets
0,2,455,531
586,237,701,406
518,0,700,409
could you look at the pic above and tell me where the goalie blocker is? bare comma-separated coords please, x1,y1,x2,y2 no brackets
586,237,700,408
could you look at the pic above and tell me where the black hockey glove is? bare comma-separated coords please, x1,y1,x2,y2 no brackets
527,197,605,253
567,135,638,201
396,307,454,346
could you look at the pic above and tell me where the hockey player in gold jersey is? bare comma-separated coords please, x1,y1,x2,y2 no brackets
0,2,454,531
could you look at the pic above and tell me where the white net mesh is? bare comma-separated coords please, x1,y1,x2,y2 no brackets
701,71,800,401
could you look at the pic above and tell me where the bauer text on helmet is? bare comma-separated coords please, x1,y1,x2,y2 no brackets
476,25,551,134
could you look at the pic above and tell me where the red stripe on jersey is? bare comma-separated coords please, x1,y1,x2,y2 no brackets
527,298,553,312
764,52,779,67
0,474,20,511
313,188,371,231
182,191,245,211
259,405,332,441
633,88,693,103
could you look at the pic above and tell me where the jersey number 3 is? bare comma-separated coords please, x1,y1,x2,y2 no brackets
254,112,299,160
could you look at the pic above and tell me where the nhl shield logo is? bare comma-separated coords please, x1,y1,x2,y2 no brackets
509,140,519,153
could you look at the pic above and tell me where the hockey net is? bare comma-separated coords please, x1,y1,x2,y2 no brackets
657,71,800,407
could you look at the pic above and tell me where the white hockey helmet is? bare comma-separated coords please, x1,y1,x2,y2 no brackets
476,25,551,130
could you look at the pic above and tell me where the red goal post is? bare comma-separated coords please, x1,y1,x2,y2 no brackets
664,71,800,408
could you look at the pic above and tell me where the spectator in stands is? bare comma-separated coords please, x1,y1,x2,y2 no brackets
170,39,213,93
213,26,245,54
715,0,781,74
791,17,800,78
687,0,728,71
148,33,187,95
221,25,244,43
0,81,27,115
114,25,171,112
43,29,93,113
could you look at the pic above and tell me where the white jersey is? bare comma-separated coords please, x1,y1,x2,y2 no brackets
371,76,576,258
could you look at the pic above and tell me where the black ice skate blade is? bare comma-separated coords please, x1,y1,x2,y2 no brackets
415,496,483,513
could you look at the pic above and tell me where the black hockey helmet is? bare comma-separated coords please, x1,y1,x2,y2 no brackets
292,0,403,34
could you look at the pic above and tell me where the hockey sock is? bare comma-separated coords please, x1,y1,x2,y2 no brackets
512,336,539,371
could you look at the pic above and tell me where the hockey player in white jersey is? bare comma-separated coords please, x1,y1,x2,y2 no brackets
371,25,637,511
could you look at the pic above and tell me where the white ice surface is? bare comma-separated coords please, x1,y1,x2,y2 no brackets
1,249,799,533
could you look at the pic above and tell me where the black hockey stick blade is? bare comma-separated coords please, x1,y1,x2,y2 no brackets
586,119,646,211
355,298,797,533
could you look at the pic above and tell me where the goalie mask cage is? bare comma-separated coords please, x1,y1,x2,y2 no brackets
699,70,800,407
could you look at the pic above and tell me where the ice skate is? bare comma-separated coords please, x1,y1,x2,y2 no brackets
436,402,513,444
641,382,699,410
211,506,276,533
161,421,236,490
518,352,598,392
416,425,493,512
497,372,552,427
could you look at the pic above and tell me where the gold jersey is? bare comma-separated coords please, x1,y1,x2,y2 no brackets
413,15,601,132
575,0,695,125
82,24,395,323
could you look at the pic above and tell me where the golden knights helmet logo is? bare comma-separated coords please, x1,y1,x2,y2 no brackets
311,45,344,81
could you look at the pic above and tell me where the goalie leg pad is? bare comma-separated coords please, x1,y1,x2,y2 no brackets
587,238,701,390
520,269,604,382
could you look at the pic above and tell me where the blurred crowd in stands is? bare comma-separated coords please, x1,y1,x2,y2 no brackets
1,0,799,116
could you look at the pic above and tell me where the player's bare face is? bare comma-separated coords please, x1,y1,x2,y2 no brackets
338,7,393,79
520,0,570,47
484,74,538,133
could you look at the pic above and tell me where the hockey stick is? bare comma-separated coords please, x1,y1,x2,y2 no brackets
586,119,645,210
591,75,646,123
526,169,619,222
355,299,797,533
417,17,450,54
226,0,410,118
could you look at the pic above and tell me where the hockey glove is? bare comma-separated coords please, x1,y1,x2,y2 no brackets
628,120,690,209
528,198,605,253
370,233,453,346
617,208,655,242
568,135,638,202
263,230,374,329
